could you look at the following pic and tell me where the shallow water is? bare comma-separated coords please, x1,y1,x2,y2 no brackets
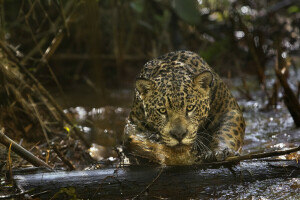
240,99,299,153
64,89,300,153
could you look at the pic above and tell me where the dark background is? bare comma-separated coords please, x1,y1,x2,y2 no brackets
2,0,299,102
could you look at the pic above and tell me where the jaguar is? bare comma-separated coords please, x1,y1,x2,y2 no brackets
124,50,245,165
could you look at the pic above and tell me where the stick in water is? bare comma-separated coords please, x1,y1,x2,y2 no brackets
0,128,52,169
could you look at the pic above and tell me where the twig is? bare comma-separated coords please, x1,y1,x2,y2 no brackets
6,143,13,183
0,189,31,199
240,77,253,101
51,143,75,170
28,95,50,145
30,190,50,198
57,0,70,36
133,167,165,200
24,6,65,99
214,146,300,165
42,29,65,61
0,128,52,169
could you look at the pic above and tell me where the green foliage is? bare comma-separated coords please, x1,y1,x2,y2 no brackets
288,5,299,14
172,0,201,25
199,38,229,63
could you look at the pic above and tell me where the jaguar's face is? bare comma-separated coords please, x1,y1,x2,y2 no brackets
136,71,212,147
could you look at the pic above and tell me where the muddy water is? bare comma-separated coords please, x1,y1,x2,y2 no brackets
63,77,300,199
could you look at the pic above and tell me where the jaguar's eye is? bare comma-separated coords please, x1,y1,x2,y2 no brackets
158,108,167,114
187,105,195,112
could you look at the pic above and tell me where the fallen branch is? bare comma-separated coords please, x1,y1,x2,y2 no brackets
11,144,300,199
225,145,300,163
0,128,52,169
13,159,299,199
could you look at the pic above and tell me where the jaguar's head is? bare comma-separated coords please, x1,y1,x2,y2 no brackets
135,71,213,148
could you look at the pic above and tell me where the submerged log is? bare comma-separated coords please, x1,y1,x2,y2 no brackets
13,160,300,199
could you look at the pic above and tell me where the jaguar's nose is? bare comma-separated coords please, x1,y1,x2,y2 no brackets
169,128,187,142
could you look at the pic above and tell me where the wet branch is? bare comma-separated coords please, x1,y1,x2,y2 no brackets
51,143,75,170
219,146,300,165
274,51,300,127
13,159,299,199
0,128,52,169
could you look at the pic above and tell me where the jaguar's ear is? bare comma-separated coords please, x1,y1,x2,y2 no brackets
136,78,155,99
193,71,213,90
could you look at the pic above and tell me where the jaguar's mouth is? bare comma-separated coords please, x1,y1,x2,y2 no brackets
170,143,192,152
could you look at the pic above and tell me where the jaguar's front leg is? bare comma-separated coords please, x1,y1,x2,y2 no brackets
210,110,245,161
